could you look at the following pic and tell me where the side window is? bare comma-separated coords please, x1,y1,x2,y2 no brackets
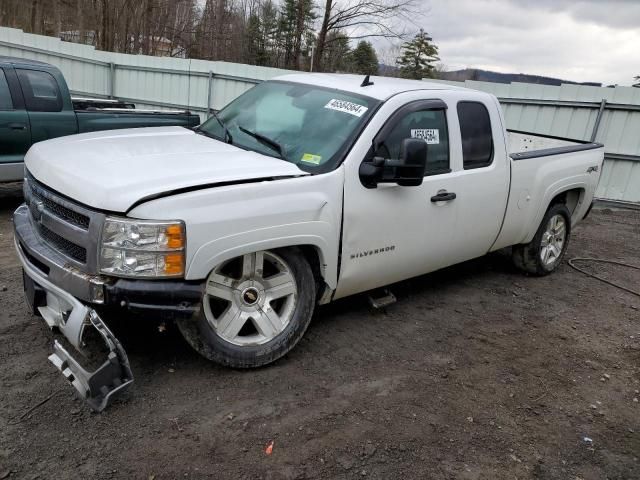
458,101,493,169
378,108,450,175
0,70,13,110
16,69,63,112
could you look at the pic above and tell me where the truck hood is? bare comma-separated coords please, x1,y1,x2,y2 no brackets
26,126,308,212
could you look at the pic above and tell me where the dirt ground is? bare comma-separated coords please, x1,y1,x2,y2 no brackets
1,181,639,480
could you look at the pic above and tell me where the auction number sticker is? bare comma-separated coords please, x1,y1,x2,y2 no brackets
325,99,368,117
411,129,440,144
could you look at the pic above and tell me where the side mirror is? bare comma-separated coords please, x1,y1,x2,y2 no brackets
359,138,428,189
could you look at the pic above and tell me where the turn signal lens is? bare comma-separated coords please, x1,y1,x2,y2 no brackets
165,225,185,249
163,253,185,276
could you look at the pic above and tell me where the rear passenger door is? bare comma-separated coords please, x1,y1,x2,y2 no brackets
450,99,510,261
0,67,31,166
16,67,76,145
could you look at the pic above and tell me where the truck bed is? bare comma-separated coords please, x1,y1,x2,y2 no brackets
491,130,604,252
72,97,135,110
76,109,200,133
507,130,602,160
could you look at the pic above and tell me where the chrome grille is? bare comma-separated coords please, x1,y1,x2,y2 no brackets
39,225,87,263
24,172,104,273
29,181,90,229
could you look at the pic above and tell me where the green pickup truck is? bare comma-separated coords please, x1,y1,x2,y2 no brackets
0,56,200,182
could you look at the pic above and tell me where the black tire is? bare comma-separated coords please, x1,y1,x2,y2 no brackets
512,203,571,276
177,248,316,368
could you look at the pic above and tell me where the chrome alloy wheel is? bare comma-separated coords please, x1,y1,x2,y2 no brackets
540,214,567,267
203,251,298,346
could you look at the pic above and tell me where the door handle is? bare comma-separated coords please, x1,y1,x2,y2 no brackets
8,123,27,130
430,191,457,202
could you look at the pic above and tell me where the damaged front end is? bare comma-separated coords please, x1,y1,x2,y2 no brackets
13,181,134,412
13,175,203,411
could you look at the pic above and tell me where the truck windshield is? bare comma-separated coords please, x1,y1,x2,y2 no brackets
198,81,379,172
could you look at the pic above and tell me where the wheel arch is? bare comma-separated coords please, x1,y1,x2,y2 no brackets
186,235,337,290
523,183,588,244
549,187,585,221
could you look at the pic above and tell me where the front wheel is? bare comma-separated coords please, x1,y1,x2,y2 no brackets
177,248,316,368
512,203,571,276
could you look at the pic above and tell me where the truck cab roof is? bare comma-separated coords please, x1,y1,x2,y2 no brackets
274,73,470,101
0,55,53,68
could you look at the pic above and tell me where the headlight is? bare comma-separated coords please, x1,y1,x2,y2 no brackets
99,217,185,278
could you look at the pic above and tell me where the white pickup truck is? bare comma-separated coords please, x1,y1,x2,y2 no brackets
13,74,604,410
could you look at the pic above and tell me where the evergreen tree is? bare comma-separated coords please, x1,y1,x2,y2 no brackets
348,41,379,75
396,29,439,80
244,14,263,65
279,0,315,70
260,1,280,67
321,31,351,72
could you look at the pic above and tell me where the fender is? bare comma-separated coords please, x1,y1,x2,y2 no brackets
127,169,345,289
523,178,589,244
186,223,335,285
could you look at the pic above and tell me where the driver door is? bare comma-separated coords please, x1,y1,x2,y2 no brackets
335,98,460,299
0,67,31,165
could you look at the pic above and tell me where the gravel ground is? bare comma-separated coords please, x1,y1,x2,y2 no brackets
1,181,639,480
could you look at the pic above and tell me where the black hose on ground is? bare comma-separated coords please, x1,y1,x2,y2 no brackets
568,257,640,298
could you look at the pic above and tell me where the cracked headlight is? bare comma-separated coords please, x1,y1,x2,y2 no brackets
99,218,185,278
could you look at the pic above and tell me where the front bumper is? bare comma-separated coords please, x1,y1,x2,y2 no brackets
13,204,204,317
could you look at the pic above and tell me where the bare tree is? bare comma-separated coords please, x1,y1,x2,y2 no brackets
313,0,420,72
0,0,434,75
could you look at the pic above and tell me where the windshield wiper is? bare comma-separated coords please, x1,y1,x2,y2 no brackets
238,126,286,160
212,110,233,144
195,111,233,144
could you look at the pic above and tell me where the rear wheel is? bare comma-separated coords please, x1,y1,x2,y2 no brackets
177,248,316,368
512,203,571,276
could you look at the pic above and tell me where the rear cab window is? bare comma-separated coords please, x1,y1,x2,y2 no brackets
458,101,494,169
16,69,63,112
0,69,13,110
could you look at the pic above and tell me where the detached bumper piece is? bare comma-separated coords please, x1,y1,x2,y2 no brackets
48,310,133,412
15,236,134,412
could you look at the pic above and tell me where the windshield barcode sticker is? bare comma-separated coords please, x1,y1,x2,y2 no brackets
411,129,440,144
325,99,368,117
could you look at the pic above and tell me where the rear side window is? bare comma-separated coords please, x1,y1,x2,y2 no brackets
0,70,13,110
16,69,63,112
458,101,493,169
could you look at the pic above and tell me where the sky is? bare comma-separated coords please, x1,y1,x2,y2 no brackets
394,0,640,86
